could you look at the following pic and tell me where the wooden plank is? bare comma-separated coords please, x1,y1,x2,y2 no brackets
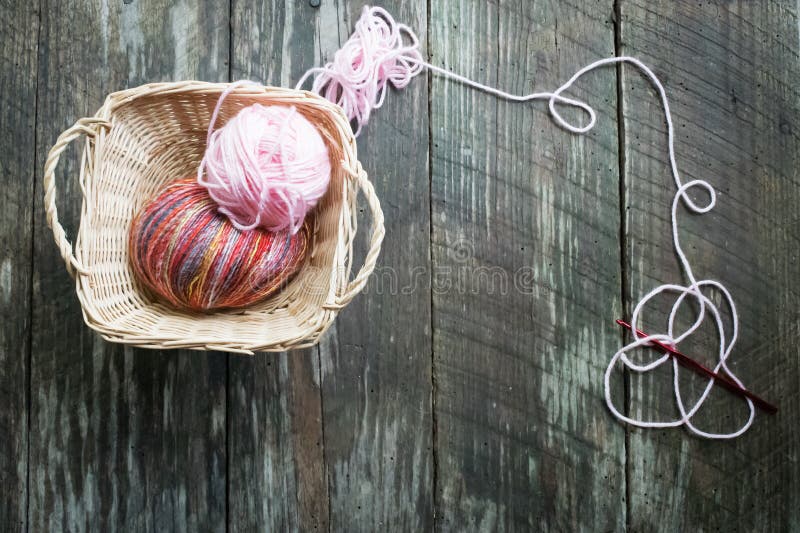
430,1,626,529
30,1,229,530
227,1,328,530
313,1,434,530
228,2,433,528
619,1,800,530
0,0,38,529
227,353,327,530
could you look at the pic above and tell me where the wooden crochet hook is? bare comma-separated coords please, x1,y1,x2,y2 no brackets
615,319,777,414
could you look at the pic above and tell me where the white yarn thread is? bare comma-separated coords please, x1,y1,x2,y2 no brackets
431,57,754,439
298,7,755,439
426,57,754,439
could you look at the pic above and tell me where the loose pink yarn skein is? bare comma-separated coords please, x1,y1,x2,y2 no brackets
198,85,331,234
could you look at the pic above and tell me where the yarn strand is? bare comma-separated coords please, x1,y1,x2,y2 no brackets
299,6,756,439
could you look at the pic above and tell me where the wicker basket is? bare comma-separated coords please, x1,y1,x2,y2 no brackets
44,82,384,354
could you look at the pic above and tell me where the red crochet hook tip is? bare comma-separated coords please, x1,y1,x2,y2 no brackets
615,319,777,415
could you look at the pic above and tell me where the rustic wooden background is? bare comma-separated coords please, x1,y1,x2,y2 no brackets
2,0,798,531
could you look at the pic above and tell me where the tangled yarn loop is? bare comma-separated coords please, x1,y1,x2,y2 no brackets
297,5,598,136
198,82,331,234
295,6,424,136
594,61,754,439
477,55,756,438
298,7,756,438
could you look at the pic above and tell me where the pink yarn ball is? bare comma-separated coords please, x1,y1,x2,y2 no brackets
198,103,331,234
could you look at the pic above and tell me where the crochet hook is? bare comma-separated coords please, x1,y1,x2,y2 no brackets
615,319,777,414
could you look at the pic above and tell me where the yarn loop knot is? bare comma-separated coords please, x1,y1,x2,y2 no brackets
296,6,424,136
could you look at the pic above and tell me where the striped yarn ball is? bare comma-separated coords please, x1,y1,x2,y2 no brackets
129,178,310,311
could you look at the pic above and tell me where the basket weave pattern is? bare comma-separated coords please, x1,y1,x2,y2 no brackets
44,82,384,354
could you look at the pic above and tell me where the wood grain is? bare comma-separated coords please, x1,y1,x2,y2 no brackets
0,1,39,529
430,1,626,530
313,1,434,530
30,0,229,530
228,4,328,530
7,1,800,529
618,1,800,531
228,3,433,529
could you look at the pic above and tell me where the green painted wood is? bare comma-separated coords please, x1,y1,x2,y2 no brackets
30,0,229,530
618,1,800,531
429,1,626,530
314,1,434,530
0,0,38,529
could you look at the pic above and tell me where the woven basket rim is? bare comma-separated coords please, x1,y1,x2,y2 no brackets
43,82,385,354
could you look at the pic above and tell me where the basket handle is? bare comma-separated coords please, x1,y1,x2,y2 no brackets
43,117,111,277
327,165,386,310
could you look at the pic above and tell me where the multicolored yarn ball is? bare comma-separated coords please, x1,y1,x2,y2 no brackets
129,178,310,311
198,90,331,234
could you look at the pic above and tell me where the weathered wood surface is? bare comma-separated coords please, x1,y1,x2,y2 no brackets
619,1,800,531
227,1,432,530
0,1,37,529
228,2,328,529
2,0,798,531
429,1,626,530
30,0,228,530
314,1,434,531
